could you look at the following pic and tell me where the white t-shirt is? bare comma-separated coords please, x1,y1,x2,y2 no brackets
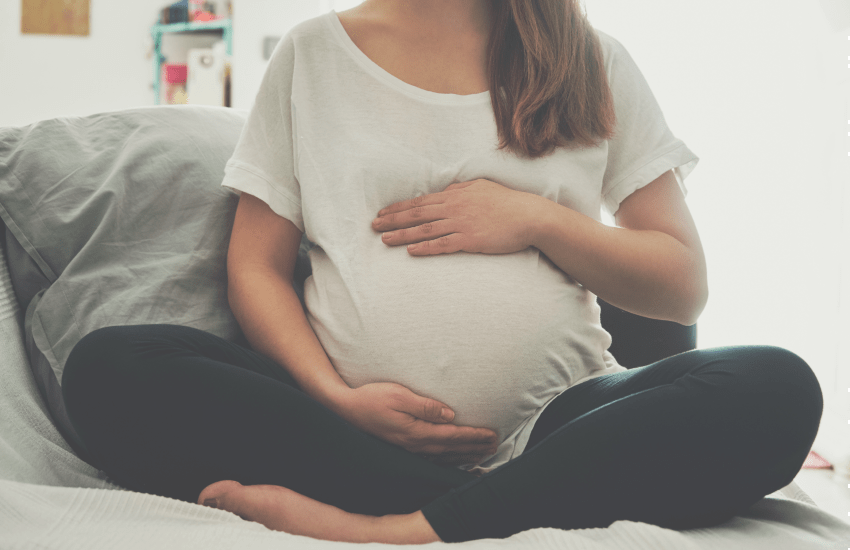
221,10,699,474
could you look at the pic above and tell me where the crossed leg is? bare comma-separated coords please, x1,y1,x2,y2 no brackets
62,325,823,544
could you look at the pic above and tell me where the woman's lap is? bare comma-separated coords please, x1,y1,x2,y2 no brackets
61,324,823,543
62,324,477,514
423,344,822,541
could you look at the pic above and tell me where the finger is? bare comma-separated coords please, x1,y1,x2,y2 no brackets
414,422,498,446
379,219,454,246
398,394,456,424
373,202,445,232
407,234,463,256
377,193,443,218
443,180,476,192
455,426,499,444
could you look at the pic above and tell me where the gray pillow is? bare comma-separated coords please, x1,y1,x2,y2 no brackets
0,105,313,464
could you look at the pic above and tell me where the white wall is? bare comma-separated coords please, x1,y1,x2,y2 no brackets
0,0,201,125
585,0,850,468
586,0,847,357
230,0,326,111
0,0,328,126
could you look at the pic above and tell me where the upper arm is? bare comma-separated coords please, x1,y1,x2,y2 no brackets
614,170,703,254
614,169,708,304
227,192,303,283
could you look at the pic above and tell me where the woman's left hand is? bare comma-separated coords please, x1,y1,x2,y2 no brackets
371,179,543,255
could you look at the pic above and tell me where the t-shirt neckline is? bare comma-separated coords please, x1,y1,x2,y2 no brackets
325,10,492,106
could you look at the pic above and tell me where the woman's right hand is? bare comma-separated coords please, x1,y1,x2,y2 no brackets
333,382,499,466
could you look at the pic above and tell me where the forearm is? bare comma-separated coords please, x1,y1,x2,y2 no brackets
227,269,352,413
530,196,707,325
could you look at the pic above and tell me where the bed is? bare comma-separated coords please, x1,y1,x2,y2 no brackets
1,104,848,549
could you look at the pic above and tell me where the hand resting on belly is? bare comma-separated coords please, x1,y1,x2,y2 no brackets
332,381,499,467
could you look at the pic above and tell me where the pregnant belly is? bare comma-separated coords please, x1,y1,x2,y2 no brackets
304,244,600,443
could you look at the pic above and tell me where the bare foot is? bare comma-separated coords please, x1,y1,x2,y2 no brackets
198,480,441,544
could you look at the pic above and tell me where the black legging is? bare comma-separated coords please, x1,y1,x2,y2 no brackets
61,324,822,543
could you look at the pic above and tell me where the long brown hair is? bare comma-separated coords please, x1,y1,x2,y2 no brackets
487,0,616,158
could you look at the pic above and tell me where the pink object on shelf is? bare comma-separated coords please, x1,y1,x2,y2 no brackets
191,11,217,22
161,64,189,105
164,64,188,84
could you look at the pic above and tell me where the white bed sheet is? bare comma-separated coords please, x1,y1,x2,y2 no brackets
1,237,848,549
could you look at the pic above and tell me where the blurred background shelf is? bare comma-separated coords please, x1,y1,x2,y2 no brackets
151,18,232,105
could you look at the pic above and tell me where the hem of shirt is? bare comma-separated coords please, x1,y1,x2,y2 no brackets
458,384,571,477
602,142,699,217
494,356,630,470
221,161,305,233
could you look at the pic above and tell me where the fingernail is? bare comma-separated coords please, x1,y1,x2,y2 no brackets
203,498,218,508
441,408,454,421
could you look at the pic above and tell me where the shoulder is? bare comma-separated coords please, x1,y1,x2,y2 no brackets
590,28,651,96
265,13,339,75
591,28,631,73
286,12,334,42
593,28,617,50
272,13,341,57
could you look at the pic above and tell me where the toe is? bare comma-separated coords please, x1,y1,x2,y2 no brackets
198,480,243,507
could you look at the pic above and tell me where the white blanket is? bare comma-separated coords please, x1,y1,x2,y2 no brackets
1,238,848,549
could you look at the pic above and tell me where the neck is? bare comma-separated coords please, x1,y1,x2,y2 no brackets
359,0,493,37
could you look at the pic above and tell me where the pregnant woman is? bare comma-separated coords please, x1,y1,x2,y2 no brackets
61,0,823,545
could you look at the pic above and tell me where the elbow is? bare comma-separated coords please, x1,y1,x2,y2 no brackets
674,248,709,326
675,280,708,327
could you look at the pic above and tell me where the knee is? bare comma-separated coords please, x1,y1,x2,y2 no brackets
737,345,823,439
757,346,822,410
705,345,821,433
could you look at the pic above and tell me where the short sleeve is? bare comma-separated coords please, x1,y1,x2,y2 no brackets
599,32,699,217
221,33,304,232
